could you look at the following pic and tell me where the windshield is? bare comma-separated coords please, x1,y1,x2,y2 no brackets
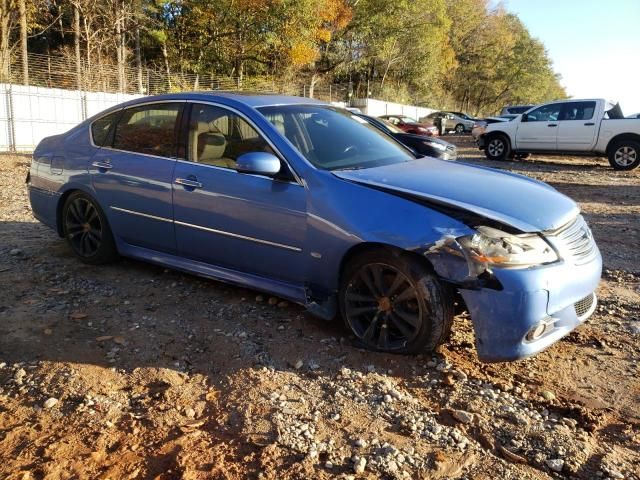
399,116,417,123
258,105,414,171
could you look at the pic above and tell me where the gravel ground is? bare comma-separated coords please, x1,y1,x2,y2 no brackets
0,137,639,480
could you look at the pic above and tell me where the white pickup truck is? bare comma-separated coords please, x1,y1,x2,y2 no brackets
479,99,640,170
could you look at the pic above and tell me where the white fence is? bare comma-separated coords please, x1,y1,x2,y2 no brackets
0,84,436,152
1,84,141,152
352,98,436,121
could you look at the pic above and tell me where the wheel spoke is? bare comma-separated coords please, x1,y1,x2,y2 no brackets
387,273,406,297
394,286,417,303
359,268,380,297
369,265,385,296
389,312,416,339
376,322,389,349
80,233,90,255
393,307,421,328
68,202,83,223
362,311,382,343
87,204,99,223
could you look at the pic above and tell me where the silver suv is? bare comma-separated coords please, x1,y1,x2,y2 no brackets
422,111,475,135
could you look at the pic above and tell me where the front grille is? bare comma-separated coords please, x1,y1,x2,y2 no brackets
574,292,596,319
549,215,597,265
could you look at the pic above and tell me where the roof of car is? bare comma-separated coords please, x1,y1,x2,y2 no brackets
124,91,328,108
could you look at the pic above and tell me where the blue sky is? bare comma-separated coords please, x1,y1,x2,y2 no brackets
498,0,640,115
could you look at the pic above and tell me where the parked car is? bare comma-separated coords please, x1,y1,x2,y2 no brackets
471,115,519,142
422,111,475,135
353,113,456,160
480,99,640,170
500,105,536,115
627,113,640,119
28,92,601,362
378,115,439,136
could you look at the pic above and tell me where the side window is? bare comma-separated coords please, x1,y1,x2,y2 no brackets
91,111,120,146
188,104,271,169
526,104,561,122
560,101,596,121
113,103,181,157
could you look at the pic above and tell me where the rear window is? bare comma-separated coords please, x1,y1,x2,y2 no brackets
91,111,120,146
113,103,182,157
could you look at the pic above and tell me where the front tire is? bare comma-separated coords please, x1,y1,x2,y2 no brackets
339,250,454,354
485,134,511,161
62,191,118,264
455,124,465,135
608,140,640,170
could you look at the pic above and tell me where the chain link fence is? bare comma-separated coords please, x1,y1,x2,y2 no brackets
4,52,352,102
1,53,354,152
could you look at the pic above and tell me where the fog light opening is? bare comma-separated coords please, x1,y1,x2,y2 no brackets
525,317,556,342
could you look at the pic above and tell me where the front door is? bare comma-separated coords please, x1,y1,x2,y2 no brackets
515,103,562,151
557,101,598,151
90,102,183,253
172,103,307,284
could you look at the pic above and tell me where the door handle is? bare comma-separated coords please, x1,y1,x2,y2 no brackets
547,124,558,127
584,122,595,126
175,177,203,189
91,160,112,170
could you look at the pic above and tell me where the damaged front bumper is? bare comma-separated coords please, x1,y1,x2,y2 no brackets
425,230,602,363
459,252,601,362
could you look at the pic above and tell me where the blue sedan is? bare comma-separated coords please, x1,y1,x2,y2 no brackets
27,92,602,362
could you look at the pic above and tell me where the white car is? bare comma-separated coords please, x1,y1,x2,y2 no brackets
479,99,640,170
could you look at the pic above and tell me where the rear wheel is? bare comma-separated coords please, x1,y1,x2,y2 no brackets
455,124,465,135
339,250,454,354
62,191,118,264
608,140,640,170
485,135,511,161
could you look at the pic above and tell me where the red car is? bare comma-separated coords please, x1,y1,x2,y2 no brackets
378,115,439,137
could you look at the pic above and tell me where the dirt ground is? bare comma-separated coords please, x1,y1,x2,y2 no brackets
0,137,638,480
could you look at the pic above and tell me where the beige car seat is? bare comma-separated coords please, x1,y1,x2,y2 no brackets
190,120,235,169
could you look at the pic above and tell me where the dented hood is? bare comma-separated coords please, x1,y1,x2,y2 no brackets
333,157,579,232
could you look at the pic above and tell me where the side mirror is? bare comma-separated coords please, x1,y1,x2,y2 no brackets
236,152,281,177
521,113,528,122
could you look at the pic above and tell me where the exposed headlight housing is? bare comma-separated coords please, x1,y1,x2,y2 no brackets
457,226,558,269
424,140,447,151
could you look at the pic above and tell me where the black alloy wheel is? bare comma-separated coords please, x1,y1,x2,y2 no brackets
340,252,454,354
62,192,118,264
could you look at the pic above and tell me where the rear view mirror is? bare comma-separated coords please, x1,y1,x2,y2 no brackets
236,152,281,176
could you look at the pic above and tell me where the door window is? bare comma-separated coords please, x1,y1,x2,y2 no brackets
113,103,182,157
526,104,561,122
91,111,120,146
187,104,272,169
560,102,596,121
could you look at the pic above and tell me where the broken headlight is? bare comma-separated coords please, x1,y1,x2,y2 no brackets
457,226,558,269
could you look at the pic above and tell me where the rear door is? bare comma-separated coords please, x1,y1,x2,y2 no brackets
515,103,562,150
90,102,183,253
172,102,307,283
557,101,598,151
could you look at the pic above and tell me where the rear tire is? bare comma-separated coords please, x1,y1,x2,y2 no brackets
455,124,465,135
62,191,118,265
485,134,511,161
608,140,640,170
339,250,454,355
